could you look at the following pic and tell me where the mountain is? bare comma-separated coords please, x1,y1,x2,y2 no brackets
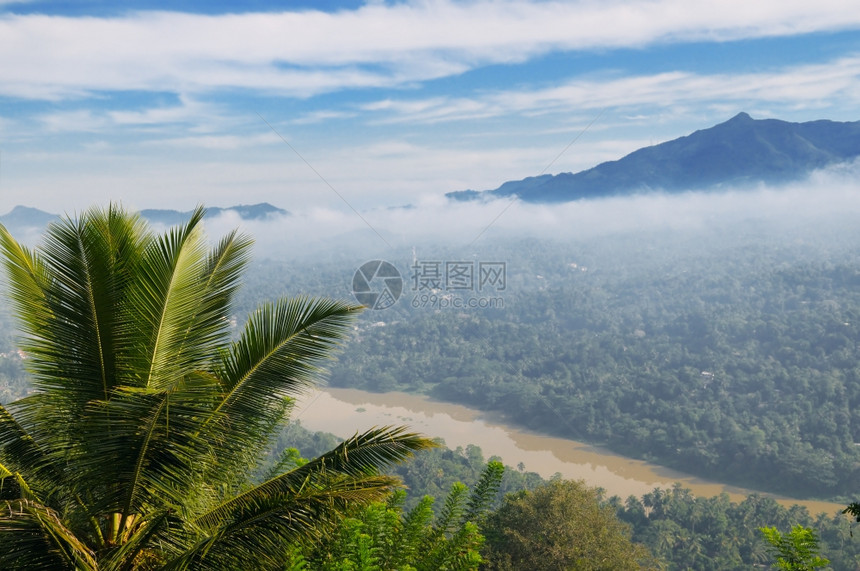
0,203,289,236
0,205,58,229
447,113,860,203
140,203,288,225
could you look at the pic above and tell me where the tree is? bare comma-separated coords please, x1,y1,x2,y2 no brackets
759,525,830,571
0,205,433,569
481,479,660,570
297,460,505,570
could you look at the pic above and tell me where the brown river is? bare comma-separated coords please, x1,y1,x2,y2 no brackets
292,387,843,516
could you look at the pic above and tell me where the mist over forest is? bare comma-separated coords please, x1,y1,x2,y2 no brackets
198,158,860,263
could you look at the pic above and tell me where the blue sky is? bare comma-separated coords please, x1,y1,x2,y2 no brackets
1,0,859,215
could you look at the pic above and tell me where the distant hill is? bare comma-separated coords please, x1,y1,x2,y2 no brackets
0,203,289,236
0,205,58,229
140,203,288,226
447,113,860,203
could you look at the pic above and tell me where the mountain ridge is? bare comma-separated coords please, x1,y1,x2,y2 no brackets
447,112,860,203
0,203,289,234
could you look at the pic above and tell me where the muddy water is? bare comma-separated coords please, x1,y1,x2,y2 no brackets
292,387,844,516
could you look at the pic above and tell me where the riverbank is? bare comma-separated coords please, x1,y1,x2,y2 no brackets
292,387,844,516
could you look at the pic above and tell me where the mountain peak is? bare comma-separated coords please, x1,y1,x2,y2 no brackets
0,205,57,227
447,114,860,203
728,111,753,122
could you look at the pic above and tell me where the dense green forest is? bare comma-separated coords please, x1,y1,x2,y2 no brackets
303,224,860,501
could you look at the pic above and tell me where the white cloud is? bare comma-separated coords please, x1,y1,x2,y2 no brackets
1,1,859,100
147,133,279,150
363,55,860,123
29,96,242,140
108,98,210,126
290,110,358,125
38,109,110,132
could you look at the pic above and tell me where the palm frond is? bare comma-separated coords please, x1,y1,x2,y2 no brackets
2,208,152,470
32,206,149,403
219,297,361,405
0,462,19,501
99,508,187,571
200,297,361,477
195,228,253,327
171,228,253,385
125,207,214,390
0,402,60,498
0,224,53,367
173,474,400,571
73,379,219,521
0,498,98,570
196,426,434,530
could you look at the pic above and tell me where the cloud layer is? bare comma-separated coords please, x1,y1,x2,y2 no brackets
2,0,860,99
1,1,859,214
198,160,860,261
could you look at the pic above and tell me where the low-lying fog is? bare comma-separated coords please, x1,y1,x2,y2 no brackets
200,159,860,264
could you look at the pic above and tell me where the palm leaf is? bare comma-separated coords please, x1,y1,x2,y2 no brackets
169,474,399,571
184,463,465,571
185,229,253,344
200,297,361,478
74,378,220,523
0,498,98,570
183,427,432,569
125,206,212,390
157,227,253,391
1,208,152,483
0,224,52,344
33,205,149,403
0,402,60,499
218,297,360,409
195,426,434,530
99,508,188,571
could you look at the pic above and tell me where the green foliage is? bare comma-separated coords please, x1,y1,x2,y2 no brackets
0,205,433,569
760,525,830,570
297,461,505,570
284,431,860,571
318,234,860,499
842,502,860,522
615,484,860,570
482,479,659,570
265,424,547,513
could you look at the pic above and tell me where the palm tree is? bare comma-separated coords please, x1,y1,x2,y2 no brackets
0,205,433,569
